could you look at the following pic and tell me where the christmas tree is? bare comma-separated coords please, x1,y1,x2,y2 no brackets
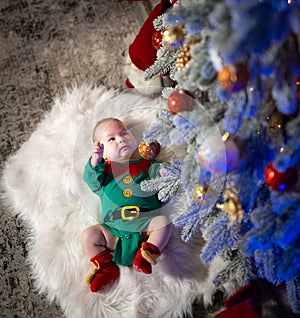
140,0,300,313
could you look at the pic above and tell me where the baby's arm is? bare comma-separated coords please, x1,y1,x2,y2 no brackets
90,142,104,167
84,143,106,193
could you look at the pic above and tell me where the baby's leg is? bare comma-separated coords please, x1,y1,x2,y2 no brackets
146,215,173,251
81,224,117,258
81,224,119,292
133,215,173,274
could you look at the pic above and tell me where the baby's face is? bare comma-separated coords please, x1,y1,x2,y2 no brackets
95,120,138,162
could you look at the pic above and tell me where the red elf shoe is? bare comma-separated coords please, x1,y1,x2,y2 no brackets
86,249,119,292
133,242,161,274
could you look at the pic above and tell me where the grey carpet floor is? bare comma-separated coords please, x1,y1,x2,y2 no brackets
0,1,151,317
1,1,300,317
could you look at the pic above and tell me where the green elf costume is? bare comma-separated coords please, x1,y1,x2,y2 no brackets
83,156,162,291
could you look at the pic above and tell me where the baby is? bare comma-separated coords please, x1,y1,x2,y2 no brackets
81,118,173,292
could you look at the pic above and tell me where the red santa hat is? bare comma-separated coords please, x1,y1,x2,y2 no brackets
124,0,177,94
128,0,174,71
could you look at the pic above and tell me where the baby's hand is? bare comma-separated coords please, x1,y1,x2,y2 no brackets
90,142,104,166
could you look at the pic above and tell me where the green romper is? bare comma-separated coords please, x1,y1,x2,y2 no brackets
83,157,161,266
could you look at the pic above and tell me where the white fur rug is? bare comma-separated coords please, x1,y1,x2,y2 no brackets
2,85,231,318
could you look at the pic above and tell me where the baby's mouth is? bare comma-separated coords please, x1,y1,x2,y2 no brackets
120,145,130,151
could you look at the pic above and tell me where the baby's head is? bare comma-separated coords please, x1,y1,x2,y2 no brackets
93,118,138,162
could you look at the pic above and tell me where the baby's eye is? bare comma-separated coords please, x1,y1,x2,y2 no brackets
121,131,128,136
108,137,115,142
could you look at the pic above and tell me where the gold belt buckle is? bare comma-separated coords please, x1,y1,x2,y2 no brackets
121,206,140,220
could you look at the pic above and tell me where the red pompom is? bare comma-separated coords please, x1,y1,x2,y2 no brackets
152,31,163,50
167,90,195,114
264,162,298,191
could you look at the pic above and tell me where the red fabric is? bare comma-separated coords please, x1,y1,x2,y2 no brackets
128,0,173,71
104,158,152,178
215,300,261,318
125,78,134,88
215,282,262,318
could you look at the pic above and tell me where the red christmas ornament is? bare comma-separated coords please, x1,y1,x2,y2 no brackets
152,30,163,50
218,63,250,92
264,162,298,191
167,90,195,114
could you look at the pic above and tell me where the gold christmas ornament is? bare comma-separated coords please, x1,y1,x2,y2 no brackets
176,40,200,71
162,25,185,49
138,140,161,160
193,184,216,205
216,183,244,226
266,112,288,134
